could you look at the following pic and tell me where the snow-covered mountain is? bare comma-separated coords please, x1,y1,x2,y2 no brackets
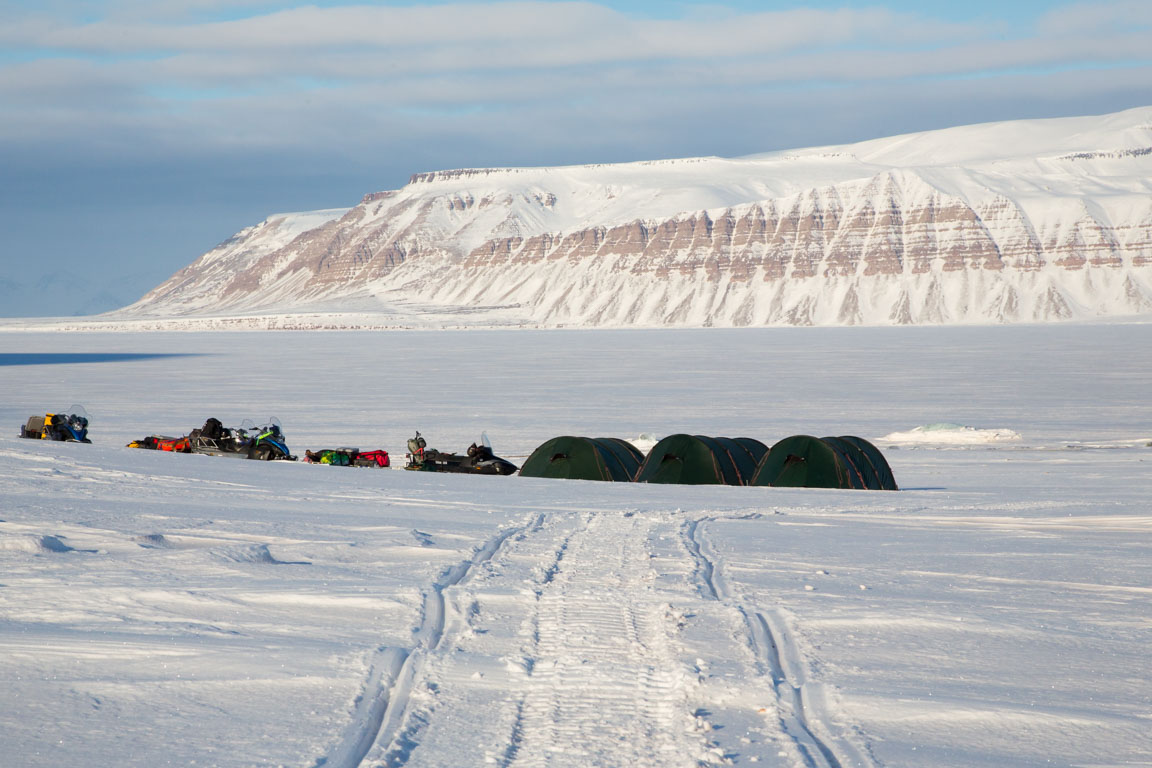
121,107,1152,327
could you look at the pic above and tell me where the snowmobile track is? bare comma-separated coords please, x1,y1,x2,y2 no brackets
320,522,527,768
684,518,719,600
510,511,703,767
685,517,873,768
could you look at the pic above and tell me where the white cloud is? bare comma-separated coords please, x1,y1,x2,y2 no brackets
1036,0,1152,36
3,3,967,58
0,1,1149,163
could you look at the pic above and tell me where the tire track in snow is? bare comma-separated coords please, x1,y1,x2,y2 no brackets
685,518,874,768
511,511,704,767
319,521,530,768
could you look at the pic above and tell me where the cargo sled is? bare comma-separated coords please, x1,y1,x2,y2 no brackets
126,435,191,452
403,431,517,475
19,406,92,443
304,448,390,467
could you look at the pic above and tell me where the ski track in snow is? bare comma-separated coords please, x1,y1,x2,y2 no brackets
320,519,533,768
685,517,875,768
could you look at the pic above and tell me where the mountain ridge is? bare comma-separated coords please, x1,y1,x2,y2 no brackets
116,106,1152,328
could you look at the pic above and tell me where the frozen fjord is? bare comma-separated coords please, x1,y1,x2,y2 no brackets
1,325,1150,767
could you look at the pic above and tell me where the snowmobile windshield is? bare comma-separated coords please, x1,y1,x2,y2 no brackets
63,405,90,421
481,431,492,450
226,419,254,441
261,417,283,438
63,405,90,427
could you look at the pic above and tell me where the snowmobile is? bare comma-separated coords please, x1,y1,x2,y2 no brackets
128,417,295,461
303,448,391,467
187,417,295,461
19,405,92,443
403,431,518,475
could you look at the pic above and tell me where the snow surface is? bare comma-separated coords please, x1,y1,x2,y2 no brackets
2,325,1151,767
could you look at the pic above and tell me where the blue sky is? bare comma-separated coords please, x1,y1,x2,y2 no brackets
1,0,1150,316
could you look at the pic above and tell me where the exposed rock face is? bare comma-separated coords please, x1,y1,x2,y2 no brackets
123,108,1152,326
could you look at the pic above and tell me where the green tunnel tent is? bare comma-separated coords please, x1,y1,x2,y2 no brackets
594,437,646,476
833,435,898,490
519,436,643,481
635,434,762,486
751,435,859,489
712,437,768,484
751,435,897,490
732,437,770,466
821,436,878,489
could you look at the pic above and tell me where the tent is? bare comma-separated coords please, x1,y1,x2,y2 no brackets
836,435,898,490
712,437,769,483
732,437,770,466
519,436,643,481
821,436,879,489
751,435,897,490
595,437,646,477
635,434,764,485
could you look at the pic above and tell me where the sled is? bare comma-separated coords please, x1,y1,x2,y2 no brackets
126,435,191,452
304,448,391,467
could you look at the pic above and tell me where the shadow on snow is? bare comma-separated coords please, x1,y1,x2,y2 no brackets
0,352,207,366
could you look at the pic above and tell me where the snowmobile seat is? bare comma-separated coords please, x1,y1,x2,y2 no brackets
46,414,68,441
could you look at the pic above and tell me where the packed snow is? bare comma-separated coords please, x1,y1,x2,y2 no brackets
1,325,1150,767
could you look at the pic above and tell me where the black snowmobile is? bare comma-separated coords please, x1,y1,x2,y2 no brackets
403,431,518,475
19,405,92,443
186,417,296,461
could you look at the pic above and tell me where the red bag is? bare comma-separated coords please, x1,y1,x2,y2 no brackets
353,449,390,467
157,436,191,452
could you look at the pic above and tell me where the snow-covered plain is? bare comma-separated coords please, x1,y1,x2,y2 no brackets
1,326,1150,768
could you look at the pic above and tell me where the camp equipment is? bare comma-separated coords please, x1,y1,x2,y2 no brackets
127,435,191,452
634,434,767,485
304,448,390,467
519,436,643,481
835,435,898,490
751,435,897,490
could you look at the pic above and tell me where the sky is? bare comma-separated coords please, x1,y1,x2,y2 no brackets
1,0,1151,316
